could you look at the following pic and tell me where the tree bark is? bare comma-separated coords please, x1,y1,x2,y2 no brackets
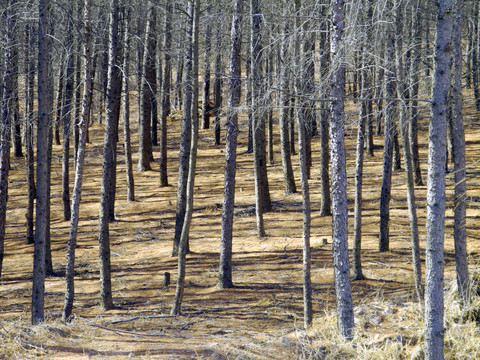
160,2,173,187
202,3,212,130
329,0,354,340
425,1,454,358
171,0,200,315
450,0,469,304
98,0,122,311
32,0,51,324
218,0,243,289
0,0,17,278
63,0,94,320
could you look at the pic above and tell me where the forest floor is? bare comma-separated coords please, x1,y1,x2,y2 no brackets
1,98,480,359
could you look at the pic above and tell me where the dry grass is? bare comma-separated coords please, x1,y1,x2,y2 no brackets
1,95,479,359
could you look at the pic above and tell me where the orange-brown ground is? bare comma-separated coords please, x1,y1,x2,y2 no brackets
0,99,479,359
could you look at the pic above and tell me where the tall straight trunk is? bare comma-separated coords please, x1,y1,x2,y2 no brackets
73,45,82,164
266,55,274,166
138,6,156,172
319,10,331,216
202,3,212,130
297,89,312,329
425,1,453,358
251,0,269,238
410,1,423,186
450,0,469,304
0,0,17,278
24,20,36,245
364,0,374,158
122,8,134,202
379,29,396,253
352,49,367,282
61,5,75,222
63,0,93,320
171,0,200,315
279,20,296,195
395,1,423,300
329,0,354,340
98,0,122,311
12,41,22,159
218,0,243,289
32,0,51,324
53,56,65,146
172,2,195,257
160,3,173,187
213,22,223,147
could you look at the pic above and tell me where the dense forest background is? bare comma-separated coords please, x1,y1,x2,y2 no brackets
0,0,479,359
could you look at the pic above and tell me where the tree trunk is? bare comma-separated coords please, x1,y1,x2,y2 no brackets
137,6,156,172
450,0,469,304
63,0,94,320
213,22,223,147
217,0,242,290
0,0,17,278
202,3,212,130
395,1,423,300
379,29,396,253
122,7,135,202
279,19,296,195
172,1,195,257
61,5,75,222
98,0,122,311
319,10,331,216
24,19,36,245
329,0,354,340
160,2,173,187
425,1,454,358
32,0,51,324
171,0,200,315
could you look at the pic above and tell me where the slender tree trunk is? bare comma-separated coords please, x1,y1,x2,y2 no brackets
171,0,200,315
213,25,223,147
352,48,367,282
450,0,469,304
24,20,36,245
137,5,156,172
319,10,331,216
0,0,17,278
98,0,122,311
32,0,51,324
53,56,65,146
251,0,268,237
63,0,93,320
329,0,354,340
472,1,480,112
218,0,243,289
297,85,312,329
172,1,195,257
202,3,212,130
395,1,423,300
279,19,296,195
160,3,173,187
61,5,75,222
425,1,454,358
379,29,396,253
122,7,134,202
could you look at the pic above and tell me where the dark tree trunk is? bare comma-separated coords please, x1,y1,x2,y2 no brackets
218,0,243,290
122,8,135,202
425,1,454,358
202,3,212,130
32,0,51,324
63,0,94,321
450,0,469,304
24,20,36,245
160,3,173,187
98,0,122,311
171,0,200,315
329,0,354,340
379,30,396,253
0,0,17,278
